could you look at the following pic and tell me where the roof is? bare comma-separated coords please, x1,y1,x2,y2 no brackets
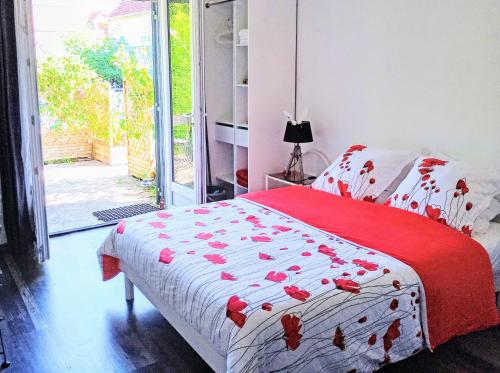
109,1,151,18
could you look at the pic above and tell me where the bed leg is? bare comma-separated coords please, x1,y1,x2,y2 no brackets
124,275,134,302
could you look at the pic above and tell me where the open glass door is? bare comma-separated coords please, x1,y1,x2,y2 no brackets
156,0,204,207
14,0,50,261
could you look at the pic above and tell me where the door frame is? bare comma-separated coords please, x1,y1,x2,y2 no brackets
151,0,166,206
156,0,206,207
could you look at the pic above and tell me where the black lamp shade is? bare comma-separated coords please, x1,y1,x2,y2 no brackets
283,121,313,143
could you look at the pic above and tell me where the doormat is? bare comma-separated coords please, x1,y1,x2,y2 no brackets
92,203,160,222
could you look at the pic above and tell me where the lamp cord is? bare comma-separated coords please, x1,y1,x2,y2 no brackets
293,0,298,120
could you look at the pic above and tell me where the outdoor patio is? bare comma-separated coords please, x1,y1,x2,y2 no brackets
45,160,156,233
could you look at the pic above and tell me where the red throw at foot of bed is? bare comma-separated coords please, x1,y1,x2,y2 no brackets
242,186,500,349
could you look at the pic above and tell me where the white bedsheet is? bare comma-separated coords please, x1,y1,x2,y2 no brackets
474,222,500,291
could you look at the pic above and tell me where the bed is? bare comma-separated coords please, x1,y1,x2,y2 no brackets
98,186,499,373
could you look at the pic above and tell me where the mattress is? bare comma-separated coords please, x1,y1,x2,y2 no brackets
474,222,500,291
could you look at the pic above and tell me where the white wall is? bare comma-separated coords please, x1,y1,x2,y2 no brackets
248,0,297,191
297,0,500,172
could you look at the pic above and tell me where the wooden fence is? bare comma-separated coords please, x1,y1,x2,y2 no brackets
42,130,151,179
42,131,92,162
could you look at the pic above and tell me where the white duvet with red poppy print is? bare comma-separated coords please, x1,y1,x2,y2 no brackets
98,199,426,373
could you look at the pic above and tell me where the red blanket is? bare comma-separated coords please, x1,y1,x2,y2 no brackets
241,186,499,348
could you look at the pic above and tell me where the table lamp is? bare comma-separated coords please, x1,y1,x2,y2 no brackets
283,120,313,182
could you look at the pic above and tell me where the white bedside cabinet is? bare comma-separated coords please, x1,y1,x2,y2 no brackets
265,172,316,190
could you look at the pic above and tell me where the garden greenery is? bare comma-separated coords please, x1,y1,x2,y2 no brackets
114,50,154,141
37,56,114,141
65,36,129,87
169,2,193,116
37,3,192,147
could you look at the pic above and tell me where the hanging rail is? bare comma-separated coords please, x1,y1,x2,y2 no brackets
205,0,235,8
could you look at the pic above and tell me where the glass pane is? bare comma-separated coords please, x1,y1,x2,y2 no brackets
169,1,194,188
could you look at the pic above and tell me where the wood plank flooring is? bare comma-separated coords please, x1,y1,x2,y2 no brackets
0,227,499,373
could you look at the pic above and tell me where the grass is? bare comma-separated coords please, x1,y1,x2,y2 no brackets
43,157,79,165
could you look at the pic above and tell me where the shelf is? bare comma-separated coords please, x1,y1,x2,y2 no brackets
215,123,233,144
215,119,233,126
235,122,248,128
235,84,248,88
216,173,235,185
236,43,248,47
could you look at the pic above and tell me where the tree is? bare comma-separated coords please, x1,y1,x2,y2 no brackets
169,2,192,116
65,37,130,87
37,55,117,142
113,50,154,140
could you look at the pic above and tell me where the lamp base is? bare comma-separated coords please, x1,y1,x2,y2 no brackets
284,143,304,182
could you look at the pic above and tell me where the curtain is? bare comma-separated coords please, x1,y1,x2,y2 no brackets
0,0,36,254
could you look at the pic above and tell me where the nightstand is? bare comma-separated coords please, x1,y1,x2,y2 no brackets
265,172,316,190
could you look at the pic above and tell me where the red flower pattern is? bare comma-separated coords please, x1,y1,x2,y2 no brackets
221,272,237,281
196,232,214,240
333,326,346,351
252,235,272,242
389,157,476,236
203,254,226,264
226,295,248,327
337,180,352,198
281,314,303,350
116,220,126,234
284,285,311,302
156,211,172,219
334,279,361,294
159,248,175,264
318,244,336,257
266,271,287,283
312,144,379,202
383,319,401,353
262,302,272,311
208,241,228,249
352,259,379,271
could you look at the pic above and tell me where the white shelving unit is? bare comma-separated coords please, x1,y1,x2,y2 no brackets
206,0,296,197
233,0,248,195
212,0,248,196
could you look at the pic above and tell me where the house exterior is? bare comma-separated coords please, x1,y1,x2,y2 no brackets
108,1,153,67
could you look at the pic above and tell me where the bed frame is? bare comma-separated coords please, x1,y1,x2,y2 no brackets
120,261,226,373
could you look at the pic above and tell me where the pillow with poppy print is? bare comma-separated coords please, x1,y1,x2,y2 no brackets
311,144,417,202
386,156,500,236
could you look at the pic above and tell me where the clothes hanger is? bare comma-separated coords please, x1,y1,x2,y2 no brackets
215,18,233,45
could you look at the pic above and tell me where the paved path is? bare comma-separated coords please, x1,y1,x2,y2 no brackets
45,160,155,233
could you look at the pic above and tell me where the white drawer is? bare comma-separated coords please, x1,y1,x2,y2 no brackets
214,123,234,144
235,127,248,147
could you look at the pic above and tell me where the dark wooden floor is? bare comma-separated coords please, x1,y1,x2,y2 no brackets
0,227,499,373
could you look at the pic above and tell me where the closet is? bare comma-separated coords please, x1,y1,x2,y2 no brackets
204,0,248,199
203,0,297,199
